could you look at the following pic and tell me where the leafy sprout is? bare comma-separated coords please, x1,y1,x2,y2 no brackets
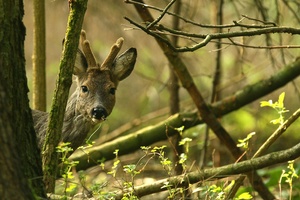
260,92,289,125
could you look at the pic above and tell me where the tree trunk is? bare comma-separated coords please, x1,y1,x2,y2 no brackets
42,0,88,192
0,0,46,198
32,0,46,111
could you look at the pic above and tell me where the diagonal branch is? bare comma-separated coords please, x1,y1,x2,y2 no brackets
146,0,176,30
254,108,300,158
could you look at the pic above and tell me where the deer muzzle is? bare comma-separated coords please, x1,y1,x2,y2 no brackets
91,107,108,122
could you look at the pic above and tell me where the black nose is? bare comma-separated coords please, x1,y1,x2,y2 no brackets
91,107,108,120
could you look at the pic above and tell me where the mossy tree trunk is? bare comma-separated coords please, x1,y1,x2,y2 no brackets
42,0,88,192
32,0,46,111
0,0,46,198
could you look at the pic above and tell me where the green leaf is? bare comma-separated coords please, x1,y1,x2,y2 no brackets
224,180,235,192
270,118,281,125
123,164,137,174
236,192,252,200
179,137,192,146
245,132,256,140
277,92,285,108
260,100,272,107
113,149,119,156
174,126,185,133
179,153,187,164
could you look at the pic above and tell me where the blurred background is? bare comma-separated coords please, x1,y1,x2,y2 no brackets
23,0,300,154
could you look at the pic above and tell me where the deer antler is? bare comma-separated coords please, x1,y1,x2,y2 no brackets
101,37,124,70
80,30,97,68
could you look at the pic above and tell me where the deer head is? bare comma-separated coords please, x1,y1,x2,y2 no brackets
73,30,137,124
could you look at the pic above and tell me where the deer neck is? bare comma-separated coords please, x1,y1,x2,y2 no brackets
61,90,94,150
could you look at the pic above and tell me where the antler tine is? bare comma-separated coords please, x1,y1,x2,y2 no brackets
80,30,97,68
101,37,124,69
80,30,87,44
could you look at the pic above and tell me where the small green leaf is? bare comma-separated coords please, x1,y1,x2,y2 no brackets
141,146,151,151
270,118,281,125
236,192,252,200
123,164,137,174
179,137,192,146
260,100,272,107
277,92,285,108
237,142,246,148
174,126,185,133
224,180,235,192
161,181,171,189
179,153,187,164
113,149,119,155
246,132,256,140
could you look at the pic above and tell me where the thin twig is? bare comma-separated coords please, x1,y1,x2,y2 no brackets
146,0,177,29
157,24,300,40
233,20,276,28
124,16,178,51
125,0,262,29
241,14,277,26
127,18,300,52
253,108,300,158
228,38,300,49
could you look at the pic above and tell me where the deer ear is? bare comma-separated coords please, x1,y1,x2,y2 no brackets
74,49,88,76
112,48,137,81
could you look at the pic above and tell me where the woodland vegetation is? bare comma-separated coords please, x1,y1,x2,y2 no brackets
1,0,300,199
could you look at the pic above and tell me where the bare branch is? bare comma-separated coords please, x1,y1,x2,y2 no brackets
146,0,176,30
241,14,277,26
125,16,300,52
125,0,247,29
227,38,300,49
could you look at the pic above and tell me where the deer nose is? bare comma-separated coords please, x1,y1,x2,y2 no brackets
91,107,108,121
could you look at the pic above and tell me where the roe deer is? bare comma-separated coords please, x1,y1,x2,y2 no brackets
32,30,137,151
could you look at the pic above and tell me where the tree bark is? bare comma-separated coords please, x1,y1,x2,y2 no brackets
42,0,88,192
0,0,46,198
32,0,46,111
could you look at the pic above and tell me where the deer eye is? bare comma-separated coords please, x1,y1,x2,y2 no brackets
109,88,116,95
81,85,89,93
